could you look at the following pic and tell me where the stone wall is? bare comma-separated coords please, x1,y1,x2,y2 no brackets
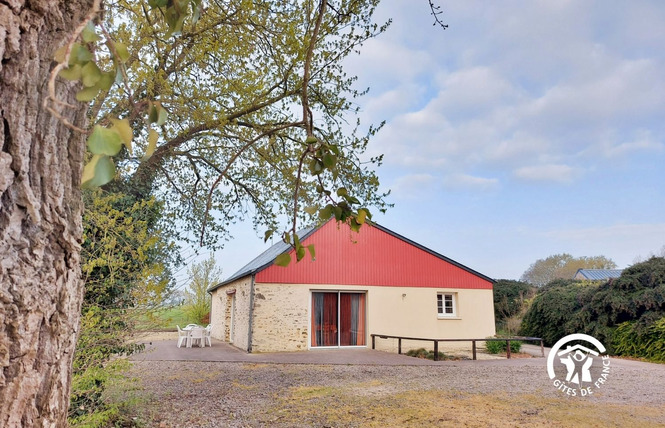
250,283,310,352
210,276,253,351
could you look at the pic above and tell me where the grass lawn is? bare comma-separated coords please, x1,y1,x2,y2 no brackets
135,306,195,331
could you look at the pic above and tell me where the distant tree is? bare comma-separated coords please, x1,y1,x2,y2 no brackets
184,256,222,324
520,253,617,287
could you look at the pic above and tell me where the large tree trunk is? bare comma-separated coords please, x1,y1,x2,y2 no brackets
0,0,93,426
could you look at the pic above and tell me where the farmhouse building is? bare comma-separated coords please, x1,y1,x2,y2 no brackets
208,219,495,353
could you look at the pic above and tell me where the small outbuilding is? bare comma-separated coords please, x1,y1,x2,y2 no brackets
208,219,495,353
574,268,623,281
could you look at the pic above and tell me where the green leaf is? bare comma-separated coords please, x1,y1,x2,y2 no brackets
191,0,203,23
114,42,130,63
309,158,324,175
82,21,101,43
263,229,274,243
76,85,100,102
319,204,332,221
110,118,133,154
144,129,159,159
349,218,361,233
87,125,123,156
148,102,168,125
356,208,367,225
82,155,116,188
157,105,168,126
296,245,306,261
274,253,291,267
322,152,336,168
70,43,93,65
336,187,348,197
97,71,115,92
305,136,318,144
307,244,316,260
58,64,81,81
333,206,343,220
81,61,102,87
304,205,318,215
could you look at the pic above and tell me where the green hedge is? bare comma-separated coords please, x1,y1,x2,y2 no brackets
613,317,665,363
485,339,522,354
520,257,665,362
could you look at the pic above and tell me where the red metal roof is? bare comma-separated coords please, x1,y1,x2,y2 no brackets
255,220,493,289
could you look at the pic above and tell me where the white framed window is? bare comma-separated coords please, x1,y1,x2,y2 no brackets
437,293,458,318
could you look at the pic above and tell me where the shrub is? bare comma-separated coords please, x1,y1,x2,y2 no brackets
493,279,536,328
405,347,446,360
520,257,665,359
485,338,522,354
520,279,599,346
612,317,665,363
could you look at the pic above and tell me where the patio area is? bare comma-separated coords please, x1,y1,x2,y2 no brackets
129,338,468,366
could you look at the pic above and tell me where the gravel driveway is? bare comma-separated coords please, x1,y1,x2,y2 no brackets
122,344,665,427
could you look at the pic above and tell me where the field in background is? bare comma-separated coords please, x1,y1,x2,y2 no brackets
135,306,195,331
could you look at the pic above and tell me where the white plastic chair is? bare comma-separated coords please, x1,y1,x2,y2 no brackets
204,324,212,347
176,325,188,348
187,327,205,348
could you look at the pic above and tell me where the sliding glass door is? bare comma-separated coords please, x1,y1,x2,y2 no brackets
311,292,366,347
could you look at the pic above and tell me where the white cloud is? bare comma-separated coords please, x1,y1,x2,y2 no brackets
390,173,437,199
443,174,499,191
513,164,578,184
357,1,665,187
603,129,665,158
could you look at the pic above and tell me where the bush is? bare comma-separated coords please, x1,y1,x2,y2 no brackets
405,347,446,360
485,338,522,354
520,279,599,346
493,280,536,329
520,257,665,360
612,317,665,363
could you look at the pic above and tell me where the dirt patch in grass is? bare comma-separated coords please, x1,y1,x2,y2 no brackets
267,388,664,427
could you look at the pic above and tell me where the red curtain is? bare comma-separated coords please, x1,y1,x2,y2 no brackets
312,292,365,347
311,292,338,347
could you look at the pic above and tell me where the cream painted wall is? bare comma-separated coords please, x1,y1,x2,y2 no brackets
249,283,495,353
209,276,253,351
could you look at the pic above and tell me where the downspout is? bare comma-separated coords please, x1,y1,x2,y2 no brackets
247,274,256,353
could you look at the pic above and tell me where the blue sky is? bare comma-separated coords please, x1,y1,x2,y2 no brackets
180,1,665,287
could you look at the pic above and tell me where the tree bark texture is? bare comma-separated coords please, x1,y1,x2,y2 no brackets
1,0,92,426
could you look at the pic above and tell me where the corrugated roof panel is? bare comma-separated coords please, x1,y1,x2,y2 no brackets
256,220,493,289
576,269,623,280
208,224,318,291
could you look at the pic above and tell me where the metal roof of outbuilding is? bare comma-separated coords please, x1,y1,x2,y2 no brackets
575,268,623,280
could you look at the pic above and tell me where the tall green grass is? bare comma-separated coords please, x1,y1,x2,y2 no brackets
136,306,198,330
